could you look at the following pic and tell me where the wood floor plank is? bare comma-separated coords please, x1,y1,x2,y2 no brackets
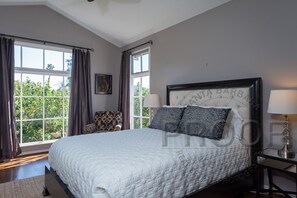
0,153,48,184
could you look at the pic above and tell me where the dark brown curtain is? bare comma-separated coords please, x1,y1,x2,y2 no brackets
118,51,131,130
0,37,21,161
68,49,93,136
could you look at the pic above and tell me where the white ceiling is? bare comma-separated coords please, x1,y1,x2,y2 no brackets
0,0,230,47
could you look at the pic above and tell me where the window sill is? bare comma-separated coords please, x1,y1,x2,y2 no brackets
21,140,56,147
20,140,56,156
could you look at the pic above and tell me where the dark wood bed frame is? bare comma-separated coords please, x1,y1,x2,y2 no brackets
43,77,262,198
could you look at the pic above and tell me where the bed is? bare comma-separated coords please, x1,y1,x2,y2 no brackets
43,78,262,198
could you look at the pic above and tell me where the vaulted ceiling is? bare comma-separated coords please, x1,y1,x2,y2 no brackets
0,0,230,47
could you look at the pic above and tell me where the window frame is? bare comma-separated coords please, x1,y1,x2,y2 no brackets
130,47,150,129
14,41,72,146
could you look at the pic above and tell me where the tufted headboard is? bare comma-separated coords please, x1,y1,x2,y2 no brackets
166,78,262,163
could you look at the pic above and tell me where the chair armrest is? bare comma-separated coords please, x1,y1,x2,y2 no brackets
114,124,122,131
83,123,97,134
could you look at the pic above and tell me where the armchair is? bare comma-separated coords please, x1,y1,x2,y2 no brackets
83,111,122,134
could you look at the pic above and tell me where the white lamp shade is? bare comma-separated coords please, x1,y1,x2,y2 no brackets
144,94,161,108
268,90,297,114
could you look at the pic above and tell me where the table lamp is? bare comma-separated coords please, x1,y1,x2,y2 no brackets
144,94,161,121
268,90,297,158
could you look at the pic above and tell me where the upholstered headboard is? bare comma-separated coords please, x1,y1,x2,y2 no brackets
166,78,262,163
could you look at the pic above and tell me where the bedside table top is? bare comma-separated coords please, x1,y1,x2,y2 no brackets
257,148,297,164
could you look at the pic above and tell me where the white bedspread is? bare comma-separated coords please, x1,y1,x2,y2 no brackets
48,128,249,198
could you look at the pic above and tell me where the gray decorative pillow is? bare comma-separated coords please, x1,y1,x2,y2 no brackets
179,106,231,140
149,107,184,132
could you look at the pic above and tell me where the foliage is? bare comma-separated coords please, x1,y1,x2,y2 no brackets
133,81,150,129
15,61,71,144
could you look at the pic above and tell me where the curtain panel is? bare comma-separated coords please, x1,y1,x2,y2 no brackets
68,49,93,136
118,51,131,130
0,37,21,161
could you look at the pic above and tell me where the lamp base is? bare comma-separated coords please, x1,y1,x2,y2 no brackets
278,146,295,159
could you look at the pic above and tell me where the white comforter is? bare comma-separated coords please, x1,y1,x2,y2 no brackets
48,128,249,198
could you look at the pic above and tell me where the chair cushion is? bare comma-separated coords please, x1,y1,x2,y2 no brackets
83,123,97,134
94,111,122,131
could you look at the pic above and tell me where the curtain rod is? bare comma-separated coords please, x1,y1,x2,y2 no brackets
0,33,94,52
123,40,153,53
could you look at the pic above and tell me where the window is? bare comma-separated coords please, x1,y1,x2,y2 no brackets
130,49,150,129
14,42,72,145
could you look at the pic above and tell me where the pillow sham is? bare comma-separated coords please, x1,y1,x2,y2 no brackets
195,105,244,139
149,107,185,132
178,106,231,140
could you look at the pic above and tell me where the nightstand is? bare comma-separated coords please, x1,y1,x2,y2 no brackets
256,148,297,198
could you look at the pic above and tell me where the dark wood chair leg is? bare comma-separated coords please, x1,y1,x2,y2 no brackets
42,186,50,197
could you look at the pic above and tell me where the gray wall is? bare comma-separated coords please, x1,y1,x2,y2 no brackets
0,5,121,113
122,0,297,190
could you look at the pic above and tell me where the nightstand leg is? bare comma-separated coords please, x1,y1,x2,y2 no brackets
268,169,273,197
295,175,297,196
256,165,260,198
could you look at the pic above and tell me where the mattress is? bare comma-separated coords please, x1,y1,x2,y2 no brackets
48,128,249,198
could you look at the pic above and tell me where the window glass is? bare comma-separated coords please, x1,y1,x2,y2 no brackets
44,75,64,96
45,119,63,140
142,97,149,117
22,74,43,96
133,78,141,96
14,45,21,67
132,55,141,73
45,50,63,71
22,120,43,143
63,77,71,96
142,118,150,128
142,53,149,72
14,73,21,96
142,76,150,97
64,119,68,137
15,98,21,121
64,98,69,117
134,98,140,116
22,47,43,69
64,53,72,72
45,98,63,118
134,117,140,129
22,97,43,119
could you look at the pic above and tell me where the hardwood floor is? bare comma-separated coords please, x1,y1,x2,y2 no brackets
0,153,286,198
0,153,49,183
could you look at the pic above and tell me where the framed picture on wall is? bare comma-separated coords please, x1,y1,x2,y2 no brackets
95,74,112,95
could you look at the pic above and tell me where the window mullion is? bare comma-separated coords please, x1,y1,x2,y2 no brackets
42,49,45,142
19,47,23,144
62,76,65,138
139,77,143,128
20,73,23,144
